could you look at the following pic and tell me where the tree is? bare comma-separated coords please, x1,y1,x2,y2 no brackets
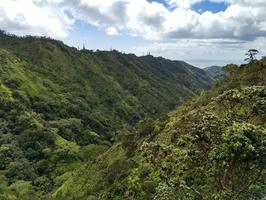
245,49,259,63
0,30,6,35
210,123,266,198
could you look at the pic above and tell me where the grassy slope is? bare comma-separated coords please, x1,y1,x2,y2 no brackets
0,32,213,138
55,59,266,199
0,32,214,199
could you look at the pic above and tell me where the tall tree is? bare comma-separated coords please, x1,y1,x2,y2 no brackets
245,49,259,63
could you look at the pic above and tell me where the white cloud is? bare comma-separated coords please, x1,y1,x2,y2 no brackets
106,27,119,35
132,37,266,67
0,0,73,37
1,0,266,41
166,0,203,8
0,0,266,67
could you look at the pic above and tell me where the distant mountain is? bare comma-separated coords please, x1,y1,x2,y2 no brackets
204,65,223,81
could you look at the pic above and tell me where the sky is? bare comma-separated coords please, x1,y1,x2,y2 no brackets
0,0,266,67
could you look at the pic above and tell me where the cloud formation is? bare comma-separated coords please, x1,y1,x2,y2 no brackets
0,0,266,41
132,37,266,67
0,0,73,37
0,0,266,67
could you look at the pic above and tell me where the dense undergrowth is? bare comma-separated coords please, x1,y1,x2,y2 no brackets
0,31,213,200
0,31,265,199
53,59,265,200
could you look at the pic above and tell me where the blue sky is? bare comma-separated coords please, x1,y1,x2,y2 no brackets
150,0,228,12
192,1,228,13
1,0,266,68
64,20,150,53
65,0,229,52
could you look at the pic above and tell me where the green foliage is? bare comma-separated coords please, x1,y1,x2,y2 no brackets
96,60,266,199
209,123,265,199
154,183,177,200
0,31,265,199
0,32,213,198
8,180,41,200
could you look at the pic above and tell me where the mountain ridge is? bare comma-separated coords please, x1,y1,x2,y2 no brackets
0,31,215,200
1,31,265,200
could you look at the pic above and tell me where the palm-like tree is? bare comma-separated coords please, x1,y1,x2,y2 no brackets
245,49,259,63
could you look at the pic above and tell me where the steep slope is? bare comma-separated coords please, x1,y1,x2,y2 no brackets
0,32,212,139
0,31,214,199
53,59,266,200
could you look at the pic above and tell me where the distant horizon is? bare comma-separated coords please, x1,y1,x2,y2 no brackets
0,0,266,68
1,0,266,68
1,29,249,68
1,0,265,68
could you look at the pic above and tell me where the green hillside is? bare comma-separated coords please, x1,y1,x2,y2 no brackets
0,32,212,136
0,31,265,200
0,31,214,199
52,59,266,200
